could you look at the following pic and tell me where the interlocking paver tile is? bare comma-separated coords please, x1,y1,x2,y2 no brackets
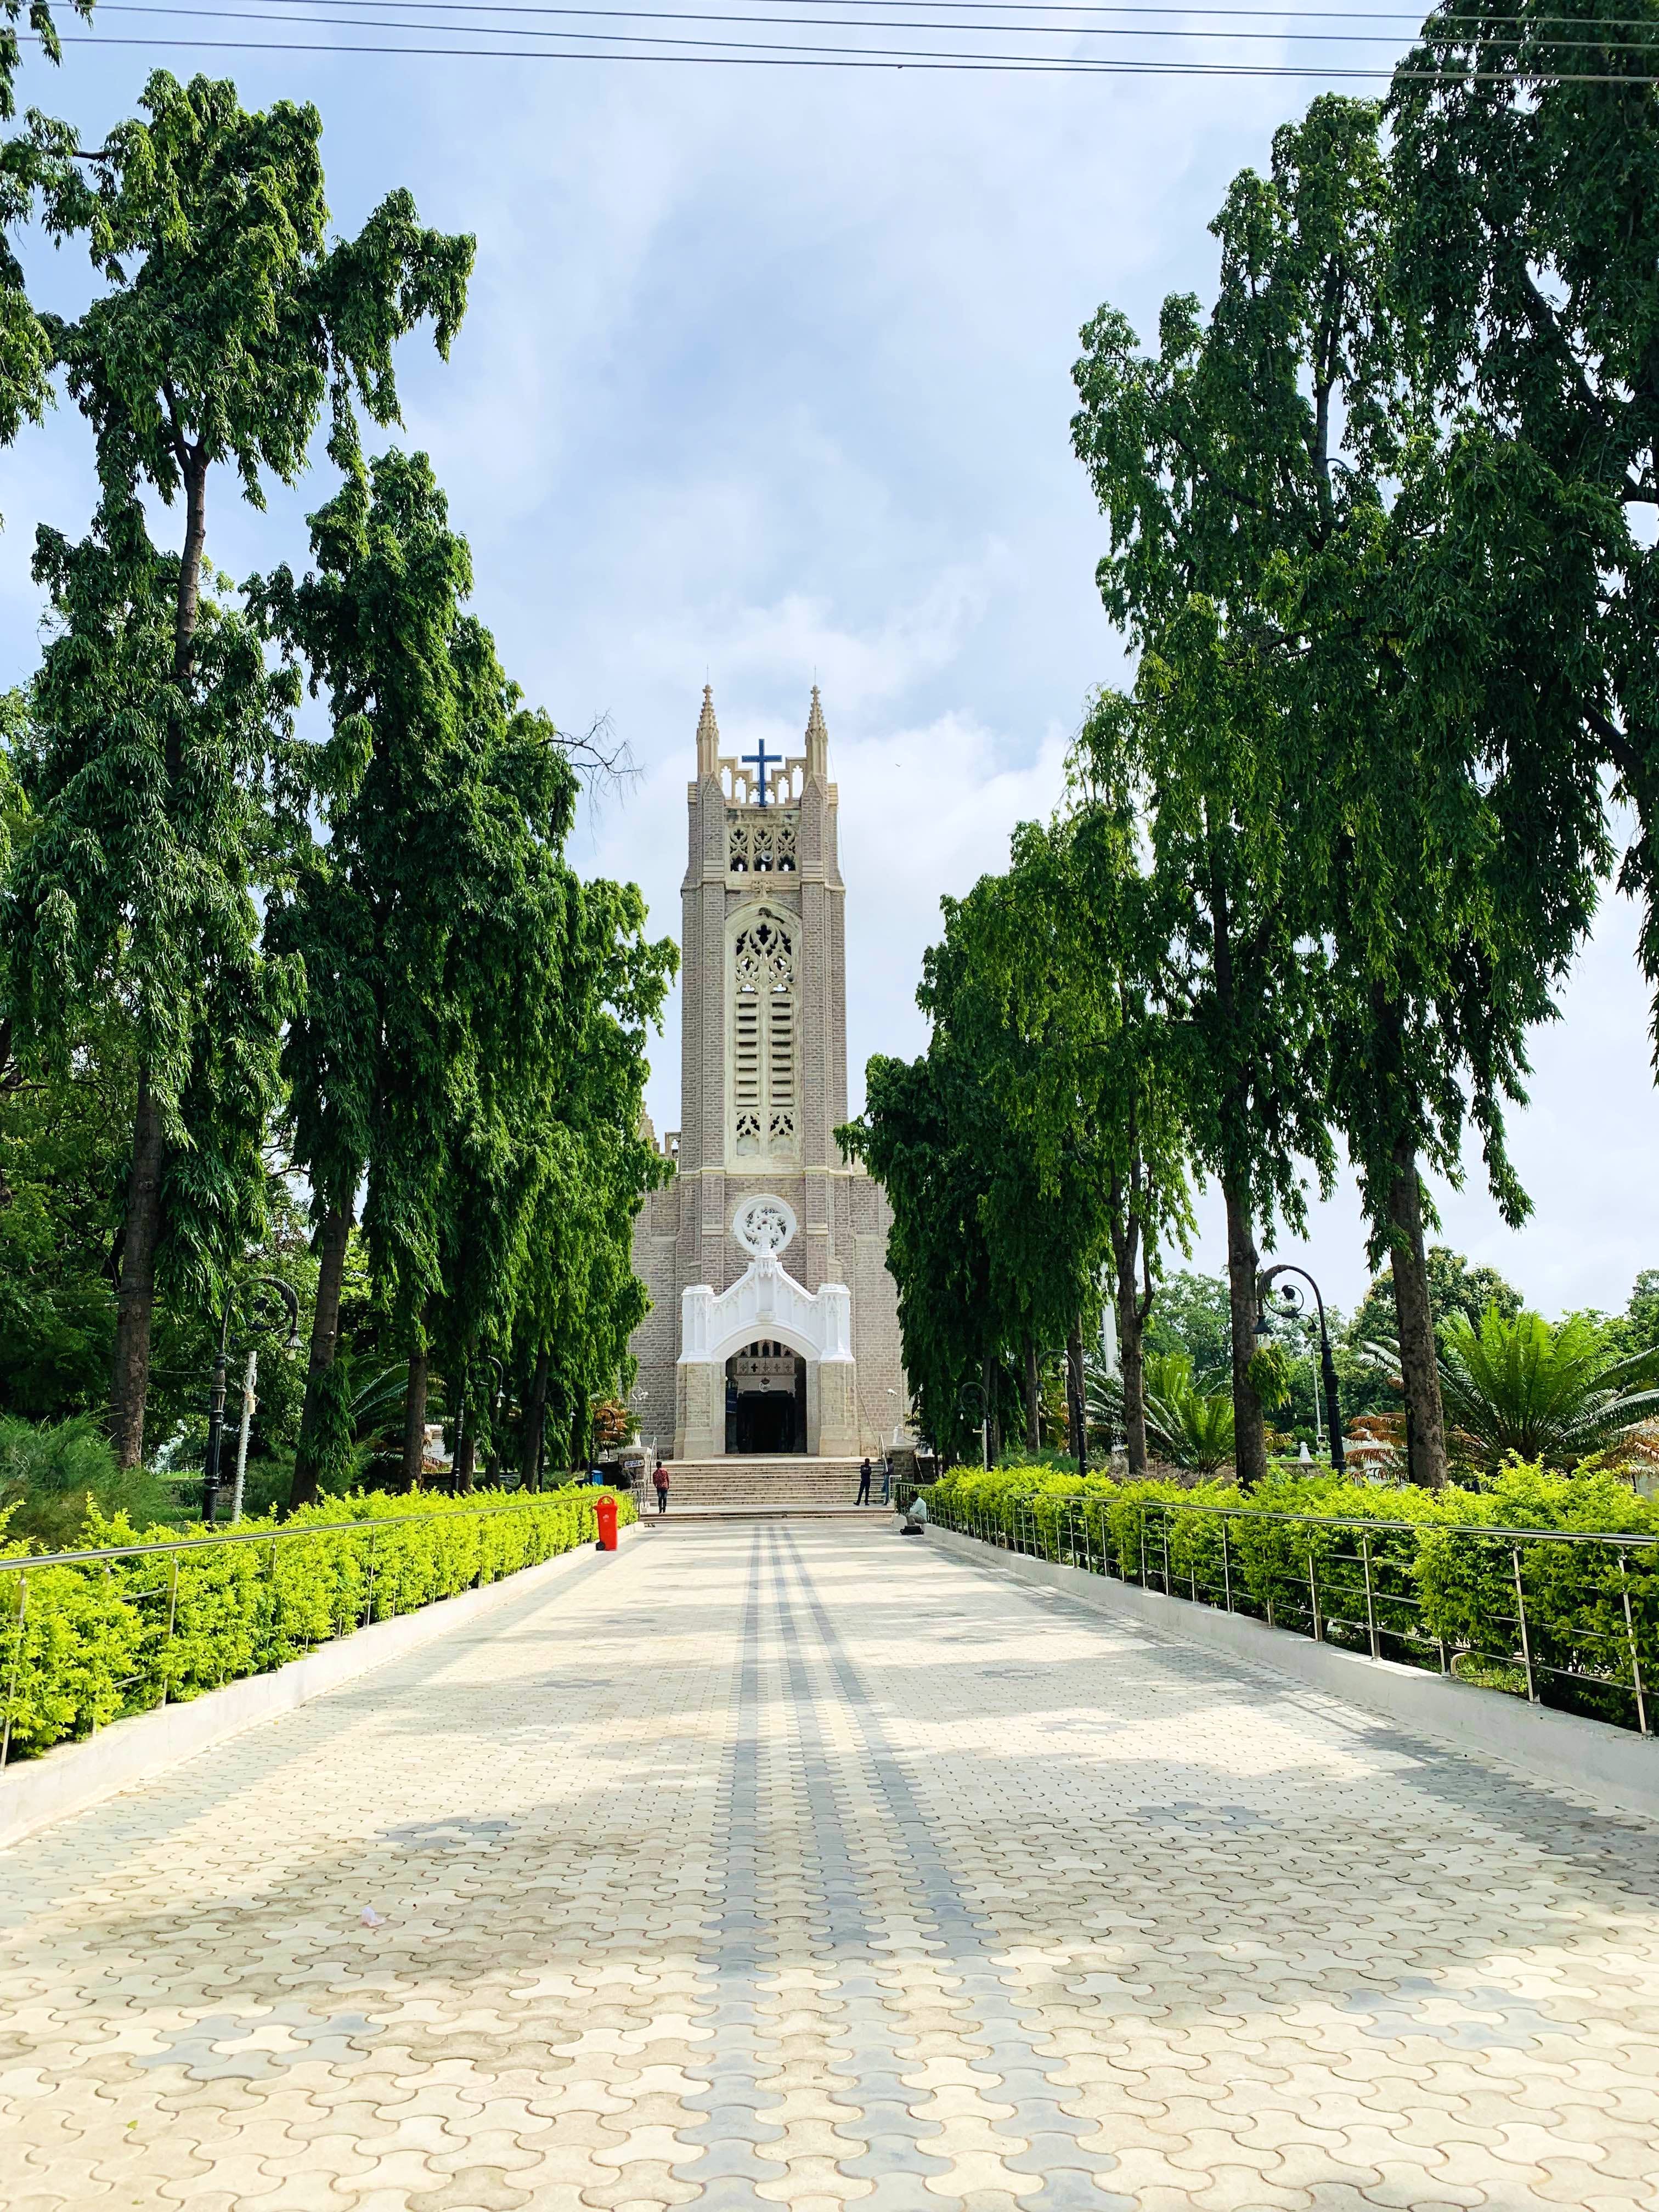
3,1525,1657,2211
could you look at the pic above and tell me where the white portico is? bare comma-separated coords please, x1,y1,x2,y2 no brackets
672,1194,859,1459
628,688,907,1466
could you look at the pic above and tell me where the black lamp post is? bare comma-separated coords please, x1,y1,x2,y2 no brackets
1255,1263,1344,1471
203,1277,301,1525
957,1382,992,1473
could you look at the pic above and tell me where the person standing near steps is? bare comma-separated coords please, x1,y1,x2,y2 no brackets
856,1457,872,1505
653,1463,670,1514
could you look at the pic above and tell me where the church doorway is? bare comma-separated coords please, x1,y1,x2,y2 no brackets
725,1341,808,1454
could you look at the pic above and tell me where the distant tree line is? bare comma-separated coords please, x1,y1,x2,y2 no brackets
844,4,1659,1489
0,43,675,1504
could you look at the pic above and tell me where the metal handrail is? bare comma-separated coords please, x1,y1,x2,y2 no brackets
896,1480,1658,1550
899,1479,1656,1738
0,1494,580,1575
1146,1497,1659,1548
0,1488,613,1771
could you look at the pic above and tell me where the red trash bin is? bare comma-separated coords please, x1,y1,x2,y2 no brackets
594,1492,618,1551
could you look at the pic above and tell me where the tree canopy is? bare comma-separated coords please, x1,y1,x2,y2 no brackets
0,66,673,1523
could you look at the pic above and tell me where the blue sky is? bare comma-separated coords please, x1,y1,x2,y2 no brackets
3,19,1656,1321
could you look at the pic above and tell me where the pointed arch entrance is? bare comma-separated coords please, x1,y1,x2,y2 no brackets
725,1340,809,1453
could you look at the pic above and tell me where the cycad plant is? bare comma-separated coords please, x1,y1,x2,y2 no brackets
1143,1352,1237,1476
1434,1307,1659,1478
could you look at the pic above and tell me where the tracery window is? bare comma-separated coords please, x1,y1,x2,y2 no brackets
730,912,798,1159
727,810,798,875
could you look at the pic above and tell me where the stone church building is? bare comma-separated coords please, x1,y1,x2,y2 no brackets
628,686,907,1466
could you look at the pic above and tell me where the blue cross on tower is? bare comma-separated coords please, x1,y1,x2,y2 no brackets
742,736,781,808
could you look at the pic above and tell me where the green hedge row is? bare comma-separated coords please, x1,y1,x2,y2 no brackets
0,1485,635,1763
924,1462,1659,1729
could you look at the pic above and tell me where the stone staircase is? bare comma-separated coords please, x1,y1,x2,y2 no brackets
643,1457,892,1520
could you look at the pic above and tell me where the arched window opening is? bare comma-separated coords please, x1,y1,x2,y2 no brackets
731,912,798,1159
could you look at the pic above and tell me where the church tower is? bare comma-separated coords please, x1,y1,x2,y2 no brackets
628,688,906,1467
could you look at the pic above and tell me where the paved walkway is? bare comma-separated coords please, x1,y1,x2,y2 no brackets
5,1525,1658,2212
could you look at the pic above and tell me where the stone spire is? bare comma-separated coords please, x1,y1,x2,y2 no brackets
696,684,720,780
804,684,828,783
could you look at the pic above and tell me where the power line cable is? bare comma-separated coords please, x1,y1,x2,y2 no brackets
91,0,1659,42
41,25,1659,70
113,0,1659,20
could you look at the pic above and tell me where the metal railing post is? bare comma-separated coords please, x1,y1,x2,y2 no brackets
1161,1515,1171,1596
160,1553,180,1709
1361,1533,1379,1662
93,1560,109,1731
1620,1550,1647,1737
1308,1550,1321,1641
1218,1518,1232,1612
2,1569,26,1770
1513,1545,1538,1703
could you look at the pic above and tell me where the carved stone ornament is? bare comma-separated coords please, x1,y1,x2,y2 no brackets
733,1193,797,1257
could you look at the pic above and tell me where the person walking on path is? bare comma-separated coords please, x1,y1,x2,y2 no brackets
653,1463,670,1515
856,1457,872,1505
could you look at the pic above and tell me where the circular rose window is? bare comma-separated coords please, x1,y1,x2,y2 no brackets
733,1193,798,1257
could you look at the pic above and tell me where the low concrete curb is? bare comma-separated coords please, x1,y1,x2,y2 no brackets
0,1524,638,1853
927,1523,1659,1822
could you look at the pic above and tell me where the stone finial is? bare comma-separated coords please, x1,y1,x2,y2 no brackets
696,684,720,779
804,684,828,782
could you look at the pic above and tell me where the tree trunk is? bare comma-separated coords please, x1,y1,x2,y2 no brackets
174,456,208,680
110,1069,166,1470
290,1202,353,1508
1024,1339,1040,1453
1223,1178,1269,1487
400,1347,428,1489
1387,1134,1448,1491
1109,1173,1149,1478
454,1372,476,1493
1066,1325,1087,1476
571,1386,590,1474
165,451,210,783
110,445,206,1472
1118,1277,1148,1481
522,1347,550,1488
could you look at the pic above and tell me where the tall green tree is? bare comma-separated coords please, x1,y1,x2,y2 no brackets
258,449,479,1501
262,451,674,1500
509,882,675,1482
5,72,470,1466
1073,93,1604,1487
1065,742,1193,1473
1,497,297,1467
1069,672,1328,1487
846,805,1190,1476
917,850,1112,1472
1391,0,1659,1051
842,1049,1000,1467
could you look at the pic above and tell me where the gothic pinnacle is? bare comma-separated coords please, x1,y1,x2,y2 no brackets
804,683,828,780
696,682,720,777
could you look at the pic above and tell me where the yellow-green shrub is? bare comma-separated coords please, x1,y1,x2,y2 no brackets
0,1484,634,1762
922,1460,1657,1722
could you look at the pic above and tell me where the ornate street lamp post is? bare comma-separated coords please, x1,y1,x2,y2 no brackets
957,1382,992,1474
202,1277,301,1525
1255,1263,1345,1471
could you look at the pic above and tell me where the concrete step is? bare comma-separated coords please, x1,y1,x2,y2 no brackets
639,1505,894,1525
639,1456,888,1513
